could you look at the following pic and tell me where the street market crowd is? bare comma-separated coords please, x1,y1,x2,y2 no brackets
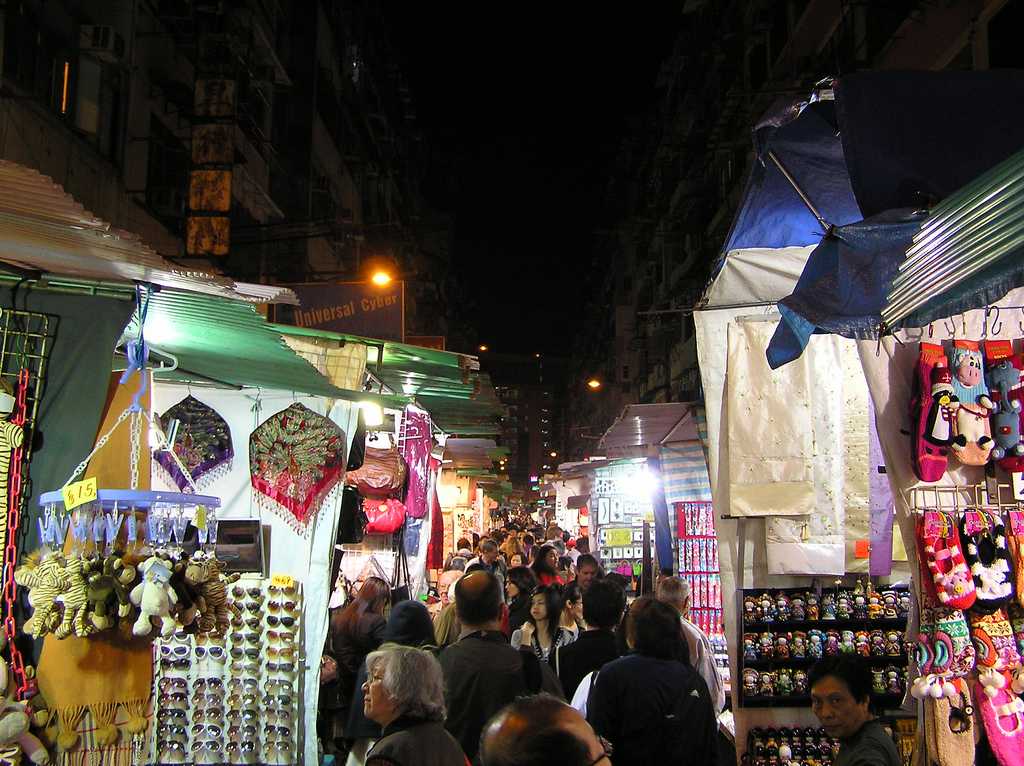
318,524,901,766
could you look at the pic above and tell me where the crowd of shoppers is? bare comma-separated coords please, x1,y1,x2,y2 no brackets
320,525,729,765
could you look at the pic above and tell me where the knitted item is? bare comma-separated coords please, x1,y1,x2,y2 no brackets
1009,603,1024,658
1010,514,1024,610
921,511,977,611
975,681,1024,766
923,693,975,766
971,609,1021,672
961,511,1014,614
919,606,976,678
950,340,996,466
913,343,953,482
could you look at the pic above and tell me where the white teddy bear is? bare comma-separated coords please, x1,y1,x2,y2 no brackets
129,556,178,637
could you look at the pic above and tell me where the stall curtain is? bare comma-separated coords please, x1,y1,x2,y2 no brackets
150,383,358,766
281,335,367,392
647,456,675,574
0,288,136,547
660,441,712,505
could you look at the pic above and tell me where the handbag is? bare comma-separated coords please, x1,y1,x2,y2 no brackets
364,497,406,535
345,443,408,497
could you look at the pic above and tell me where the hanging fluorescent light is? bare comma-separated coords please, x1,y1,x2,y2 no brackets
359,401,384,426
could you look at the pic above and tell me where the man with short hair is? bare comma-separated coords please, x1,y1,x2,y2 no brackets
480,694,608,766
439,571,563,762
574,554,602,593
809,656,901,766
554,578,625,698
656,576,726,713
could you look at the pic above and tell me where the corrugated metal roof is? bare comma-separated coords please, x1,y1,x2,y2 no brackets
444,438,499,469
128,290,400,403
883,147,1024,327
598,403,699,455
0,160,297,305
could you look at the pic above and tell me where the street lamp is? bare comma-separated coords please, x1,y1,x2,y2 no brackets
371,270,392,286
478,344,489,352
586,378,602,390
550,451,557,457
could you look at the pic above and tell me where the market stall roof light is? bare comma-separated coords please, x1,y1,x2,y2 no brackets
550,451,557,457
359,401,384,427
587,379,602,390
371,271,392,286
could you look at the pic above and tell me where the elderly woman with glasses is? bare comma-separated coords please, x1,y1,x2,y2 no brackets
363,645,467,766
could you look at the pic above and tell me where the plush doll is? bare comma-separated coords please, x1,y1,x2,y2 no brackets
0,636,49,764
55,557,95,639
169,560,199,631
988,358,1024,461
183,553,235,635
13,553,67,638
84,556,136,632
949,341,996,465
912,344,952,482
130,556,178,637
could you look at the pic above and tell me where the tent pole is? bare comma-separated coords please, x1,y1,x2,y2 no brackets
767,150,834,235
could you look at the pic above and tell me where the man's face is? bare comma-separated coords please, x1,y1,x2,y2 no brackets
483,549,498,565
578,564,599,591
811,675,871,739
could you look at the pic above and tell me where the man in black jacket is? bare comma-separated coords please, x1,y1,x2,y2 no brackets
554,578,625,699
439,571,564,762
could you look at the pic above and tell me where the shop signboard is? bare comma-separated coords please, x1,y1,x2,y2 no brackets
277,281,405,341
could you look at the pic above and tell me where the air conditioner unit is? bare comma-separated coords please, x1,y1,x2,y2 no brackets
149,187,186,218
80,25,125,64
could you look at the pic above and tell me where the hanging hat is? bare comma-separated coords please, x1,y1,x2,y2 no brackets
154,395,233,491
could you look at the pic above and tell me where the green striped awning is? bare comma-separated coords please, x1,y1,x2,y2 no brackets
883,146,1024,327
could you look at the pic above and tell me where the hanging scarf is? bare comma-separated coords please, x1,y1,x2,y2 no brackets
249,403,345,532
154,395,233,491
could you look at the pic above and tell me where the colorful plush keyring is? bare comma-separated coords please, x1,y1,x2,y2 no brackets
949,340,996,466
913,343,954,482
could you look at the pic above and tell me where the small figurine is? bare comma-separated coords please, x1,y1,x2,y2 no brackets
881,590,899,619
743,668,761,698
898,591,912,616
791,594,806,621
776,668,794,696
744,633,759,662
885,630,902,657
836,591,853,621
855,631,871,657
776,593,791,622
806,592,820,621
791,631,807,659
825,630,841,656
775,633,790,659
852,582,868,620
840,630,856,654
759,632,775,659
886,666,903,695
793,670,809,695
866,587,883,620
759,592,776,622
744,594,760,624
821,593,837,620
808,629,824,659
758,670,776,697
870,630,886,656
872,668,886,695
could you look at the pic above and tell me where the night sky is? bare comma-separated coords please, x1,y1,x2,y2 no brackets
382,5,681,356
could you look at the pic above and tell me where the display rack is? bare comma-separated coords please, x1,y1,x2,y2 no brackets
738,585,911,709
676,501,723,636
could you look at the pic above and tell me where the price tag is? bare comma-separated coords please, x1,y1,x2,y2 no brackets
604,528,633,547
194,505,207,531
271,574,295,589
854,539,871,559
62,478,97,512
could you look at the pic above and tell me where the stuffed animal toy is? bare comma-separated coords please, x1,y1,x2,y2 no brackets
54,557,95,639
13,553,68,638
169,560,199,631
950,341,996,465
988,358,1024,461
84,556,136,632
184,554,235,635
0,635,49,764
129,556,178,637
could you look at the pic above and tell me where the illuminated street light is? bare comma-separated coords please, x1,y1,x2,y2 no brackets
550,451,557,457
478,344,489,352
586,379,602,390
371,270,392,286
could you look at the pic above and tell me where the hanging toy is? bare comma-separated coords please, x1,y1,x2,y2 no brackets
912,344,953,482
988,358,1024,462
920,511,977,611
961,511,1014,614
184,552,235,635
0,635,49,764
84,556,136,633
949,341,996,466
54,556,97,639
129,556,178,637
13,553,68,638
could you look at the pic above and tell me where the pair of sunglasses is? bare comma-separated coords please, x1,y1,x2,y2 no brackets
228,677,259,691
268,600,297,613
263,693,293,707
267,630,295,643
227,693,258,708
228,724,257,739
193,708,225,722
230,632,260,645
159,644,190,658
231,615,261,629
266,614,295,628
264,708,293,725
267,646,295,659
159,658,190,670
264,724,291,738
192,692,224,706
191,724,222,738
158,693,187,708
231,585,263,600
194,677,224,690
266,660,296,673
227,741,257,753
158,709,187,721
195,645,226,660
226,708,259,723
230,646,260,660
269,583,297,596
158,677,187,693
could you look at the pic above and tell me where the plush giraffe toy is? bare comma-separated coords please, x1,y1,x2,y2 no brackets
13,554,67,638
55,557,95,639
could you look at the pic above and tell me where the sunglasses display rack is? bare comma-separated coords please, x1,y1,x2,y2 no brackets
149,577,303,766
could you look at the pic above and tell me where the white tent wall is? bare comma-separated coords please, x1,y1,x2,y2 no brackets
151,382,360,766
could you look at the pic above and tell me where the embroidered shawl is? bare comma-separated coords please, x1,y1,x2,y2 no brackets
249,403,346,532
154,395,233,491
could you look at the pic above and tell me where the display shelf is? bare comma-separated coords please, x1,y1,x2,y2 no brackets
743,617,907,632
742,693,907,709
743,655,907,670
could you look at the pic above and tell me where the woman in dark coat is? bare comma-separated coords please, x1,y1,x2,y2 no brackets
345,600,437,762
324,577,390,746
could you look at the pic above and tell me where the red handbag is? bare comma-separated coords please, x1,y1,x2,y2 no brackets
364,497,406,535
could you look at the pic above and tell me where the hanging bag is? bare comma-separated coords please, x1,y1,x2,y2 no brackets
364,497,407,535
345,435,408,497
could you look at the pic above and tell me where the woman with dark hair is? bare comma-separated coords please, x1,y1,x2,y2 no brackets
504,566,538,633
530,543,563,586
588,598,716,766
328,576,390,742
511,585,575,661
559,582,584,640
